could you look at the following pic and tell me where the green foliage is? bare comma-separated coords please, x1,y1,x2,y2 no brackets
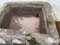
27,37,40,45
47,16,53,27
26,33,31,36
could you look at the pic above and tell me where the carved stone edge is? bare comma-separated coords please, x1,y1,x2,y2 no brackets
0,1,59,40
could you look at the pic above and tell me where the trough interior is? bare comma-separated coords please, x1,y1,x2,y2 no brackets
0,7,47,33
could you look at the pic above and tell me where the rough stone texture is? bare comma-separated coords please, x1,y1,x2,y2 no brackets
0,2,59,45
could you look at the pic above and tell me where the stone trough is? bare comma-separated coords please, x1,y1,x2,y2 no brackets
0,2,59,45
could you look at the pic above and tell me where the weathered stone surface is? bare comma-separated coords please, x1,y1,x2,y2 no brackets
0,2,59,45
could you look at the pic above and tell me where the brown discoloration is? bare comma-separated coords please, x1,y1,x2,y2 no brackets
55,21,60,38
